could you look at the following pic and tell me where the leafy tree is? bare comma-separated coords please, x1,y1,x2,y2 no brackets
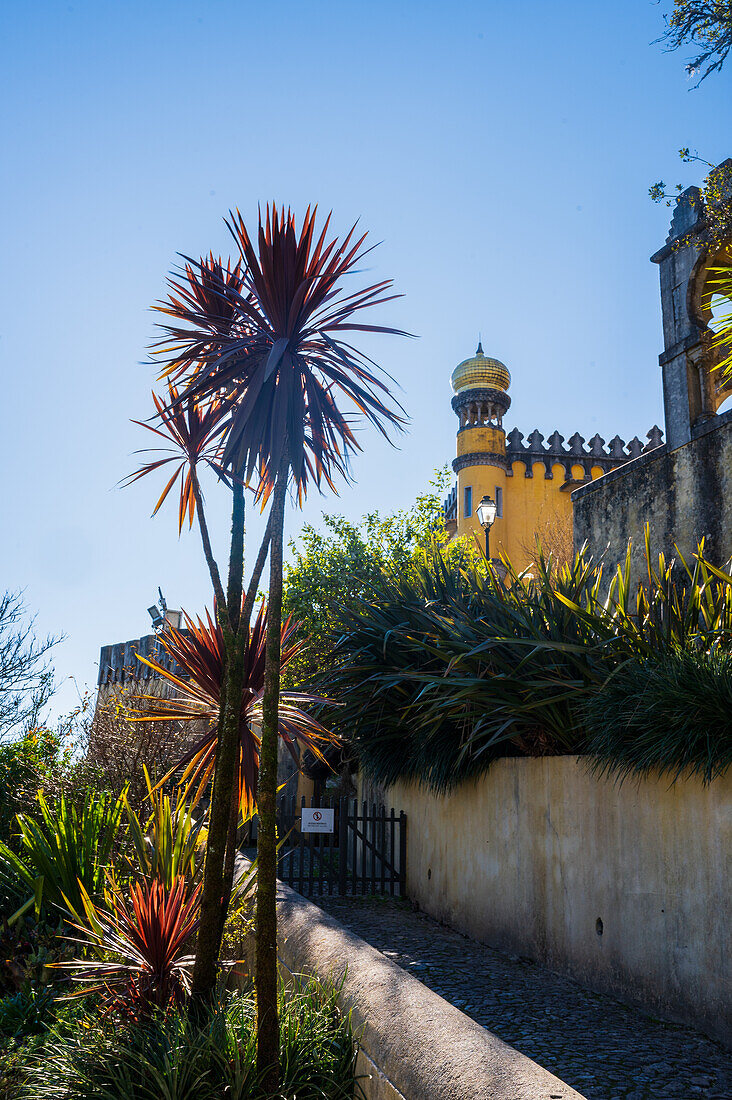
656,1,732,85
650,151,732,254
0,592,58,742
282,467,481,689
0,728,67,853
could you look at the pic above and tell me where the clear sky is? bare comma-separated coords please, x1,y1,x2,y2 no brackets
1,0,730,721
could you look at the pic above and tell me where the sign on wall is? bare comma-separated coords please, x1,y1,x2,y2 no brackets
301,807,335,834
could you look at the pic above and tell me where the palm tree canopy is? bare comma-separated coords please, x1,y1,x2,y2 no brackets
122,383,231,531
132,601,337,815
152,205,408,501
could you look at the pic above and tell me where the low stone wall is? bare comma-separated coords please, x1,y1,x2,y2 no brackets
381,758,730,1045
247,874,584,1100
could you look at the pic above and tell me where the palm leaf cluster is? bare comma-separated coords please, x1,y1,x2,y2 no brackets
123,384,231,531
584,648,732,784
151,206,406,502
322,534,732,792
705,257,732,384
132,601,337,814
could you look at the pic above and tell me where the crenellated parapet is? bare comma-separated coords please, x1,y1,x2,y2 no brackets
503,425,664,483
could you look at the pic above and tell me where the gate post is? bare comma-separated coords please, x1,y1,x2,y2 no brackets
399,810,407,896
338,797,348,895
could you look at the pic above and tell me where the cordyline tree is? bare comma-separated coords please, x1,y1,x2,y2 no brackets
130,207,405,1088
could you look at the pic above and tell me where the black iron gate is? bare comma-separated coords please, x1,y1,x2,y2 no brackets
277,796,406,898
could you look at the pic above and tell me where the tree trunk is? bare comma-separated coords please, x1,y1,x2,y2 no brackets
191,638,244,998
255,460,288,1091
191,483,247,999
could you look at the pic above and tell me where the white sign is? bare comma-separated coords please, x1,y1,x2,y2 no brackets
301,807,335,834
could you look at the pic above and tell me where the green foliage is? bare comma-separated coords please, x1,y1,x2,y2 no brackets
650,152,732,254
0,986,54,1041
584,649,732,785
0,789,125,924
0,729,69,853
18,979,361,1099
282,467,481,688
322,534,732,792
0,988,87,1100
656,1,732,84
122,772,207,891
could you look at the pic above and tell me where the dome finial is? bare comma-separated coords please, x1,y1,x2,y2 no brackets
476,335,483,356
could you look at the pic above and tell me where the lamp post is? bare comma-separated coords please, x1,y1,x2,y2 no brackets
476,494,498,561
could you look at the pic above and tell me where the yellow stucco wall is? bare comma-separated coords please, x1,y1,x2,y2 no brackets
362,759,731,1044
456,455,608,567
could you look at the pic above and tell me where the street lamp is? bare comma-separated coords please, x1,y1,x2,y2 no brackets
476,494,497,560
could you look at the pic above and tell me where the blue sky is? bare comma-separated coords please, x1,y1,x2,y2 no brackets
1,0,729,721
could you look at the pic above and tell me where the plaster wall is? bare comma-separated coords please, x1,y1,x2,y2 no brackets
382,758,730,1044
457,460,591,565
572,415,732,572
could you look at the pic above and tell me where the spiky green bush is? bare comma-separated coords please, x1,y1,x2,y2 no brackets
322,532,732,791
0,789,125,925
583,648,732,784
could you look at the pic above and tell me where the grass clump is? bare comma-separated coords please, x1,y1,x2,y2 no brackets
15,977,361,1100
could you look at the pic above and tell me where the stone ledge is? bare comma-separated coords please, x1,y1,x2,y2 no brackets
263,873,585,1100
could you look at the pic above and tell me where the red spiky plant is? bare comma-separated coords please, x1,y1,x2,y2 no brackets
134,602,335,820
58,877,201,1017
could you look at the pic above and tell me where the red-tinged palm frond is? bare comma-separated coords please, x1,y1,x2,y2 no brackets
122,384,231,532
132,601,337,815
57,877,200,1016
152,205,408,502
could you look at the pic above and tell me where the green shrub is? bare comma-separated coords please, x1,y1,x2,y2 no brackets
323,534,732,792
0,730,68,853
19,978,361,1099
584,648,732,784
0,789,125,924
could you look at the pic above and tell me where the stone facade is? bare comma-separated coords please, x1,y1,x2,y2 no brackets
572,169,732,568
573,410,732,572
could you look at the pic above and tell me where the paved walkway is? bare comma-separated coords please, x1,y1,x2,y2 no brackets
315,895,731,1100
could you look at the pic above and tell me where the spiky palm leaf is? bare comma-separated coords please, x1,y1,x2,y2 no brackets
152,205,407,500
122,384,231,531
132,602,336,814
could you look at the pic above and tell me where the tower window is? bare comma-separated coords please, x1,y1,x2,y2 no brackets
495,487,503,518
464,486,473,518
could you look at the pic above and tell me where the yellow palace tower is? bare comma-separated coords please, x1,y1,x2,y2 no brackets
443,343,664,568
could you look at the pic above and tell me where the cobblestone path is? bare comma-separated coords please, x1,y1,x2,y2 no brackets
315,895,731,1100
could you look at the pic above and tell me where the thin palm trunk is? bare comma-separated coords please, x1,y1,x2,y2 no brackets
191,486,246,999
255,457,288,1090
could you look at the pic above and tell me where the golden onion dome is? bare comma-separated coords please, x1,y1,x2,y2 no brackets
450,342,511,394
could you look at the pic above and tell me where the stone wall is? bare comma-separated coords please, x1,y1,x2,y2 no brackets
571,413,732,574
377,759,730,1045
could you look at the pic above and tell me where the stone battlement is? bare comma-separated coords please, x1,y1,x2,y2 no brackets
444,425,665,523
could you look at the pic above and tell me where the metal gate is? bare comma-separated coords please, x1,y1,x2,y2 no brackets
276,796,406,898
